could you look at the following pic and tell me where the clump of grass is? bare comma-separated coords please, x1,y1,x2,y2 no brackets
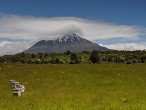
121,97,128,103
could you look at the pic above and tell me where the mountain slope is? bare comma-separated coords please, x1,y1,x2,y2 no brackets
24,34,108,53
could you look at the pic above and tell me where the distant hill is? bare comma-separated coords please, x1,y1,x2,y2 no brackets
24,33,109,54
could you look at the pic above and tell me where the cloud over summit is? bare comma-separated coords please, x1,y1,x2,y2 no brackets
0,14,144,40
0,14,146,56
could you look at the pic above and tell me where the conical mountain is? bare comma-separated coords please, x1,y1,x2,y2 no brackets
24,34,108,54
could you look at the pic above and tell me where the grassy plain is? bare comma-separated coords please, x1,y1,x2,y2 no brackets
0,64,146,110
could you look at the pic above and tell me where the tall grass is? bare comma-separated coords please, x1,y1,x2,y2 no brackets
0,64,146,110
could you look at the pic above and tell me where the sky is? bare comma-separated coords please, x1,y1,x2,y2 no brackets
0,0,146,55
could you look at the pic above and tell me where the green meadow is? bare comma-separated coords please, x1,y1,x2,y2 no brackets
0,64,146,110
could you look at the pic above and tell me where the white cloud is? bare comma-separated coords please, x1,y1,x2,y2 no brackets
0,40,35,56
0,14,146,56
102,43,146,50
0,14,145,41
0,41,11,48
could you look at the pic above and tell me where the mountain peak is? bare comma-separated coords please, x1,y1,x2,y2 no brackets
24,34,109,54
54,33,81,43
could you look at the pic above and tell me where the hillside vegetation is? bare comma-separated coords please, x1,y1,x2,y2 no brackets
1,50,146,64
0,64,146,110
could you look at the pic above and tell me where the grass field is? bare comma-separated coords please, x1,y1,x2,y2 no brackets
0,64,146,110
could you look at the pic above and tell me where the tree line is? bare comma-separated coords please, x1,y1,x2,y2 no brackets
0,50,146,64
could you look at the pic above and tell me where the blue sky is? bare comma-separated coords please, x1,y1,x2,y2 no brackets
1,0,146,26
0,0,146,55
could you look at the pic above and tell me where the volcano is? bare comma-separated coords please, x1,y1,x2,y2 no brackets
24,34,108,54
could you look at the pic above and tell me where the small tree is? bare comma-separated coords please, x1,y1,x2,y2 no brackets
89,50,101,63
126,60,133,64
0,57,5,63
39,54,43,58
31,54,35,58
132,58,138,63
70,53,80,64
141,54,146,63
44,53,48,57
118,56,125,63
54,57,60,64
65,50,72,55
